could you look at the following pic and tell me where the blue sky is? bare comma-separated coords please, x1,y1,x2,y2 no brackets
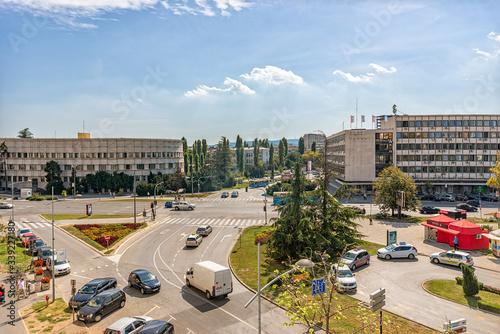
0,0,498,144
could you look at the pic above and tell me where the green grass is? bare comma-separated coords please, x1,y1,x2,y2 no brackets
230,227,438,334
41,214,135,220
352,239,385,255
221,181,250,191
424,280,500,308
0,237,32,274
32,298,71,324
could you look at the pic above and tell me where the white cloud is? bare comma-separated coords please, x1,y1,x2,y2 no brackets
369,63,397,74
241,65,303,85
213,0,252,16
473,31,500,60
185,77,255,97
488,31,500,43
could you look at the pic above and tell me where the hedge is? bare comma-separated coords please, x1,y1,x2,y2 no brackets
483,285,500,295
478,300,500,314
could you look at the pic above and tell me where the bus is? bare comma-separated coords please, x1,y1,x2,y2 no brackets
249,178,269,188
273,191,290,205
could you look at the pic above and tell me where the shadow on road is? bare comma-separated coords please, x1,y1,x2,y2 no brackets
180,285,229,312
377,221,418,228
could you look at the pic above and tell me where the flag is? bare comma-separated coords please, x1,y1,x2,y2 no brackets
372,115,375,122
361,115,365,123
351,116,354,123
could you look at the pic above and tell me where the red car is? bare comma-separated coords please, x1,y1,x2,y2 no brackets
455,195,469,201
21,233,37,247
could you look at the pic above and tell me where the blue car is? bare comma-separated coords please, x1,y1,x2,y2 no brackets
165,201,172,208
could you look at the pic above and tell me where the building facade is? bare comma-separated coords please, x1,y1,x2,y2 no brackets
327,114,500,195
303,133,325,152
230,147,270,171
0,135,184,192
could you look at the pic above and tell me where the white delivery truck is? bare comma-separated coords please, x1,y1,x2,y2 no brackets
185,261,233,299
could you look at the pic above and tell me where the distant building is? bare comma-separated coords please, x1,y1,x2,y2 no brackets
230,147,270,171
0,134,184,192
303,133,325,152
327,114,500,195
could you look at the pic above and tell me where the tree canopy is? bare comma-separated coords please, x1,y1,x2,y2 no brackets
18,128,34,138
44,160,64,194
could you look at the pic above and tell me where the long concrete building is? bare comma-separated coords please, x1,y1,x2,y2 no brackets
327,114,500,195
0,133,184,192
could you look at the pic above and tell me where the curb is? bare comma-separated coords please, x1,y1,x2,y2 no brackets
421,280,500,317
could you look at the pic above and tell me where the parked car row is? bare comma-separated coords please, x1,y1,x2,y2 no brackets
420,193,498,203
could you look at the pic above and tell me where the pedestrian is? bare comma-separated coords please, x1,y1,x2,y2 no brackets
147,192,150,198
361,208,366,215
453,236,459,250
17,278,26,300
152,208,156,221
363,193,367,200
109,192,112,198
0,283,5,304
150,202,154,209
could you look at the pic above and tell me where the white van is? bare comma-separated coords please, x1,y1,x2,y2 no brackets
185,261,233,299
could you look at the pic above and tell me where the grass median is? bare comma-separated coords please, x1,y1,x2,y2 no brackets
424,279,500,308
41,214,135,220
230,226,438,333
0,238,32,273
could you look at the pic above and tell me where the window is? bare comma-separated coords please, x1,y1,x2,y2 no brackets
149,164,156,169
125,164,131,170
449,120,455,126
87,165,95,171
443,120,448,127
477,120,483,126
415,121,421,127
436,120,442,127
137,164,145,170
99,165,106,171
456,120,462,126
475,234,482,240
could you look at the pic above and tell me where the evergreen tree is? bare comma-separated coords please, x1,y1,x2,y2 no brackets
18,128,34,138
181,137,188,152
462,263,479,296
244,141,249,147
298,137,305,154
196,140,202,156
269,143,275,179
194,153,200,172
183,153,189,174
253,137,260,166
311,141,316,152
44,160,64,194
278,140,285,167
238,147,244,173
202,139,208,157
283,137,288,156
211,136,233,176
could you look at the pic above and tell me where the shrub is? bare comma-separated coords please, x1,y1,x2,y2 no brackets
293,272,311,282
478,300,500,314
36,269,44,275
481,224,494,233
461,264,479,296
483,285,500,295
255,233,270,245
455,277,463,285
41,277,51,283
34,260,44,267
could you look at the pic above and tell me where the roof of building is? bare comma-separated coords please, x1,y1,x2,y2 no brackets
449,220,483,234
427,214,456,224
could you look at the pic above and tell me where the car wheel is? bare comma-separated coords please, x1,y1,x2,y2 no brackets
188,207,193,210
186,279,191,287
206,291,212,300
175,207,179,211
432,258,440,264
128,280,131,287
352,264,356,271
141,288,145,295
408,254,415,260
366,258,370,265
94,313,102,322
120,300,125,308
459,263,463,269
385,254,391,260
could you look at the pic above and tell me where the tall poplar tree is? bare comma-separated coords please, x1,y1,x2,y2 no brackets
269,143,275,179
298,137,305,154
253,137,260,166
278,140,285,167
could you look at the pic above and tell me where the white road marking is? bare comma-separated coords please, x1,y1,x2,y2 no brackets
179,233,187,242
221,234,232,243
209,228,226,246
143,304,160,316
114,216,169,256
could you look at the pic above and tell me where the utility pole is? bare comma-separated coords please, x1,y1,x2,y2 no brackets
51,186,55,303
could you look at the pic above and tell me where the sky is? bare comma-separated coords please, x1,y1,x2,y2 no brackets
0,0,498,145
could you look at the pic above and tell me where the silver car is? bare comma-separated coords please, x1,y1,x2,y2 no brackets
103,316,153,334
174,201,196,211
429,250,474,268
0,202,14,209
377,242,418,260
185,233,203,247
330,264,357,293
340,248,370,271
196,225,212,236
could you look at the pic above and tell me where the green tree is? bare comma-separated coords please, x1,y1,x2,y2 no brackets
278,140,285,167
461,263,479,296
253,137,260,166
211,136,232,176
298,137,305,155
18,128,34,138
235,135,243,172
238,147,244,173
196,140,202,156
244,141,249,147
373,166,420,216
183,153,189,174
168,167,187,193
44,160,64,194
424,180,433,195
487,152,500,210
311,141,316,152
181,137,188,152
283,137,288,156
202,139,208,157
269,143,275,179
0,141,8,191
301,151,323,171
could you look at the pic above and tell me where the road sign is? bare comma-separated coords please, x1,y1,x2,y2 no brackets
105,235,110,241
263,199,267,204
312,278,326,295
369,288,386,312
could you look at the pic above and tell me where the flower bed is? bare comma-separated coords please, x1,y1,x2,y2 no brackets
73,223,146,248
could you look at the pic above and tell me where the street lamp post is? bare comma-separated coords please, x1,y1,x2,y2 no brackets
154,181,164,220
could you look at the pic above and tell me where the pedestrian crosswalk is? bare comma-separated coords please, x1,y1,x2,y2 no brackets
201,196,261,202
15,221,52,229
162,216,263,227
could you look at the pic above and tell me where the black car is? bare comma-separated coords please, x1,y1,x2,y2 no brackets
465,199,481,207
77,289,126,323
138,320,174,334
221,191,229,198
419,194,436,201
30,239,47,256
128,270,161,294
456,203,478,212
482,194,498,202
37,246,53,264
69,278,118,310
419,206,440,214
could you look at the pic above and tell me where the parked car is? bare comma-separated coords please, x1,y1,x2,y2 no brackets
429,250,474,268
46,256,71,276
185,233,203,247
339,248,370,271
350,206,366,215
221,192,229,198
21,233,37,247
465,199,481,207
77,289,126,323
196,225,212,236
420,194,436,201
104,316,153,334
37,246,53,264
137,320,175,334
185,261,233,299
128,269,161,294
455,195,469,201
231,191,239,198
30,239,47,256
0,201,14,209
419,206,440,214
69,278,118,310
173,202,195,211
16,227,32,239
437,194,454,202
377,242,418,260
482,194,498,202
456,203,478,212
330,264,357,293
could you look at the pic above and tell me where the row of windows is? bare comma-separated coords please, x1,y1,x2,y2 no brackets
6,151,182,159
396,143,500,150
397,155,496,162
7,163,177,171
397,120,498,128
397,131,500,139
400,166,491,174
375,133,393,141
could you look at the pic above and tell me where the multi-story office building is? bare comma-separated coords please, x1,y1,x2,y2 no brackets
0,133,184,192
327,114,500,195
229,147,270,171
303,133,325,152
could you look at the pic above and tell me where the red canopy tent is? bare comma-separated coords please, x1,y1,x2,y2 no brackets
448,219,489,250
421,214,458,244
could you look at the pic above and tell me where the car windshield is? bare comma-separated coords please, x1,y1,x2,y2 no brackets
78,285,97,294
54,259,68,266
42,250,52,256
337,270,353,278
385,245,396,251
466,255,472,261
139,272,155,282
36,240,44,246
87,296,104,307
342,253,356,260
20,229,30,233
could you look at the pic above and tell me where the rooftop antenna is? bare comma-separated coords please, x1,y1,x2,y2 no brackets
83,121,85,133
356,98,358,129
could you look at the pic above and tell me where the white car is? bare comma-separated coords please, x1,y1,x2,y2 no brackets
17,227,32,239
196,225,212,236
430,250,474,268
377,242,418,260
46,256,71,276
103,316,153,334
330,264,357,293
0,202,14,209
186,233,203,247
174,201,196,211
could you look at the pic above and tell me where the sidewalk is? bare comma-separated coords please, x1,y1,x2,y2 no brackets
355,217,500,273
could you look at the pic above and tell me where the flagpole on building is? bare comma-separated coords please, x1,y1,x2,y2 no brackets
355,98,358,129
